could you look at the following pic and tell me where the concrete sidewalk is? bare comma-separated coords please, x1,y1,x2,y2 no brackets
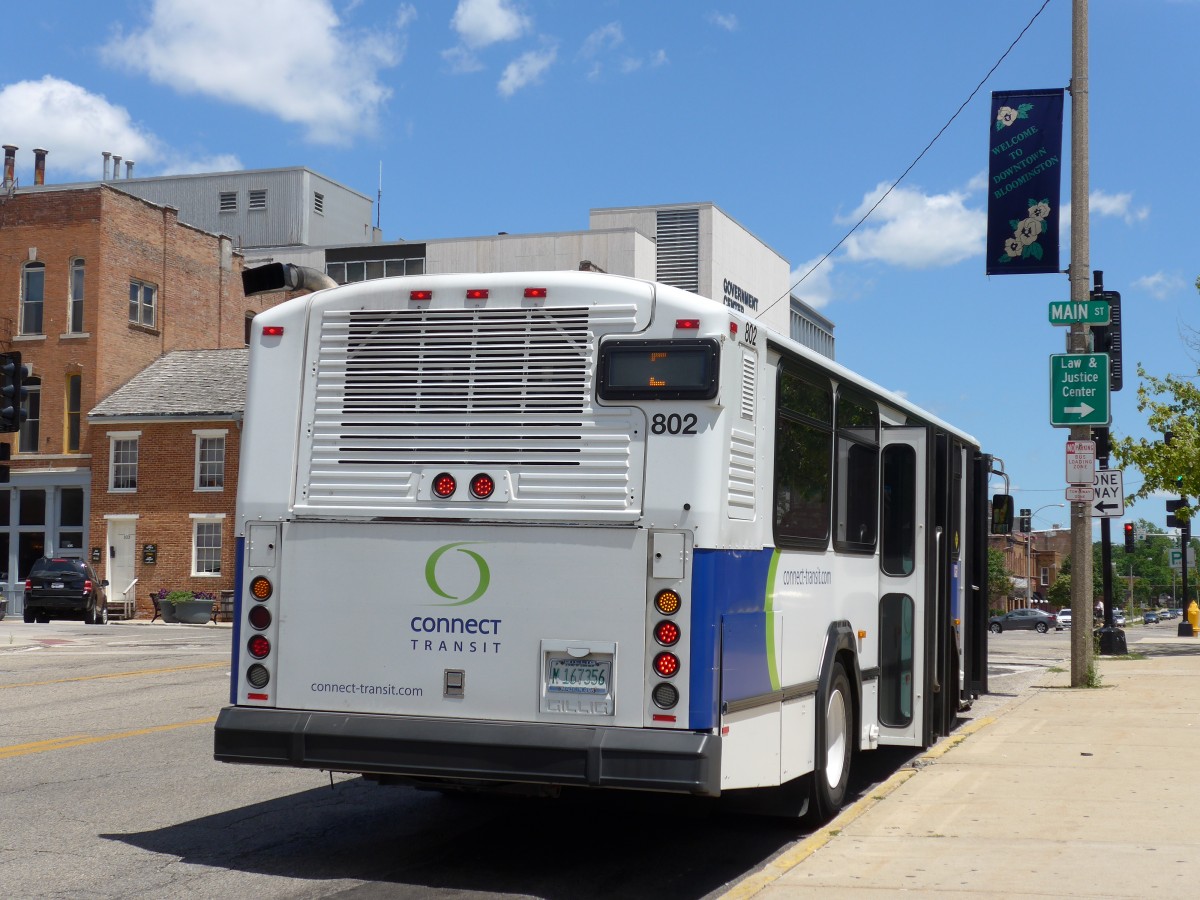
726,632,1200,899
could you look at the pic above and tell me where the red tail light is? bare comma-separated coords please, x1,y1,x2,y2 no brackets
433,473,457,498
84,580,93,593
247,635,271,659
24,578,31,591
654,620,680,646
470,473,495,499
653,652,680,678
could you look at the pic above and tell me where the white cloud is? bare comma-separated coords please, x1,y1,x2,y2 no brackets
442,45,485,74
452,0,531,48
650,49,669,67
707,12,738,31
580,23,623,58
0,77,162,180
840,182,985,268
0,77,242,181
102,0,400,145
788,255,836,309
396,3,418,29
498,45,557,97
1133,271,1187,300
1090,189,1149,225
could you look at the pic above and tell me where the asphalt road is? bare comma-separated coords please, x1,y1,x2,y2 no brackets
0,620,1076,899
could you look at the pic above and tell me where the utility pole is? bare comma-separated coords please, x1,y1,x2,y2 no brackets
1069,0,1094,687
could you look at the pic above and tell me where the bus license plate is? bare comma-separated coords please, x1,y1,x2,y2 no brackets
546,657,611,695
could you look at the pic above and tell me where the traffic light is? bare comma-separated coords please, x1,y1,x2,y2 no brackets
1168,499,1187,529
0,352,27,433
1123,522,1135,553
1019,507,1031,534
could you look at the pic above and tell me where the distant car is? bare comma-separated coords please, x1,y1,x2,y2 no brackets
989,608,1059,634
1058,608,1073,628
1143,611,1160,625
23,557,109,624
1113,609,1126,626
1158,608,1175,620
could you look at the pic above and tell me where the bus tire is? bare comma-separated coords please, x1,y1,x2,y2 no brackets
811,660,852,821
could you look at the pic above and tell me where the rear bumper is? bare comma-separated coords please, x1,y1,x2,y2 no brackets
214,706,721,796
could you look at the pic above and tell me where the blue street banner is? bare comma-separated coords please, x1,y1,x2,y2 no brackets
987,88,1064,276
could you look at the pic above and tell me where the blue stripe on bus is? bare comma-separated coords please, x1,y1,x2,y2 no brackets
230,535,244,704
689,548,775,730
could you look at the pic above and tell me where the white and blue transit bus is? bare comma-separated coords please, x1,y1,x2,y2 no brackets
215,267,994,819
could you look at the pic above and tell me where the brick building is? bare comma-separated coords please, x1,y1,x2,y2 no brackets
990,529,1068,610
87,350,246,618
0,179,268,613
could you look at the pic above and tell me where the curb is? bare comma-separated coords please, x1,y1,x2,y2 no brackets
717,711,1003,900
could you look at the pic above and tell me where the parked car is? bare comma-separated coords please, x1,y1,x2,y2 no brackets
23,557,109,624
1143,611,1160,625
1058,608,1073,628
1113,609,1126,626
1160,608,1178,620
989,608,1059,634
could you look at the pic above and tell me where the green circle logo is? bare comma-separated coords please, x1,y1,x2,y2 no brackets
425,542,491,606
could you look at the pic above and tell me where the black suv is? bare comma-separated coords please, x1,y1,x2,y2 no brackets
24,557,110,624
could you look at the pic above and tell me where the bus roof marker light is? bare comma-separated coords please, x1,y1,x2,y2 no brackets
675,319,700,330
410,289,432,301
524,287,547,299
262,325,284,337
465,289,489,300
729,321,738,336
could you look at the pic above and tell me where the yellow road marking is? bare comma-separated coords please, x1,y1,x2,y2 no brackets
0,660,225,690
0,717,218,760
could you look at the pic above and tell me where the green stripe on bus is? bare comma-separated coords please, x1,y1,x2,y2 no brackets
765,549,781,692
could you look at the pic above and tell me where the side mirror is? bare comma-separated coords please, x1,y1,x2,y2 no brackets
991,494,1014,535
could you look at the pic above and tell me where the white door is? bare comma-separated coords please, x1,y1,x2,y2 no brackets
876,426,928,746
106,519,137,616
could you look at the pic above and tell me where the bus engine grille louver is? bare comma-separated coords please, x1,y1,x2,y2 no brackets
299,304,642,518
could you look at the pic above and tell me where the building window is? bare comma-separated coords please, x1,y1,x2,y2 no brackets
65,374,81,453
18,377,40,453
69,258,85,333
244,312,254,346
192,517,223,575
21,262,45,335
219,191,237,212
326,257,425,284
195,432,226,490
129,280,157,328
248,189,267,210
313,191,325,215
110,435,139,491
1040,566,1050,586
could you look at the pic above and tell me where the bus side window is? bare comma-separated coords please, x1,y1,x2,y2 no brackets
881,444,917,576
834,390,879,553
773,367,832,547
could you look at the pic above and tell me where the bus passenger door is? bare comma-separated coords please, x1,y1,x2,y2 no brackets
876,426,928,747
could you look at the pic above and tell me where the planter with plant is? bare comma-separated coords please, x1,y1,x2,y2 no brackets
161,590,216,625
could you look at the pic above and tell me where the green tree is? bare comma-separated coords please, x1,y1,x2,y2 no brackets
987,548,1012,606
1111,366,1199,511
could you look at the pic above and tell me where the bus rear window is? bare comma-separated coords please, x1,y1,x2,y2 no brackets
598,340,719,400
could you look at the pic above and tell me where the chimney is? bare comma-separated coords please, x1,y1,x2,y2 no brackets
33,148,47,186
111,155,122,181
125,160,134,178
102,151,111,181
3,145,16,187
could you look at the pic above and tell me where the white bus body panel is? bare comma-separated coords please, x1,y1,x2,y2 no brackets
274,522,648,728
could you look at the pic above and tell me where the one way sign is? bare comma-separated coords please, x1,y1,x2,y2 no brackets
1091,469,1125,518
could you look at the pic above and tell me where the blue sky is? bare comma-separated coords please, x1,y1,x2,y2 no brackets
2,0,1196,535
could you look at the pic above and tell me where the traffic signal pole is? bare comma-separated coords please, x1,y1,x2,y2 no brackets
1068,0,1094,687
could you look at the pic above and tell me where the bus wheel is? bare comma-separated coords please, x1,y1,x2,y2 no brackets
811,660,852,821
